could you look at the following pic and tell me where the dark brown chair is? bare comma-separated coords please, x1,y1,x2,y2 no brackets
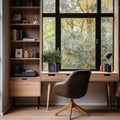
53,70,91,120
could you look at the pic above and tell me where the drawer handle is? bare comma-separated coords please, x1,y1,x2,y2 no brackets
21,78,27,80
48,74,55,76
104,74,111,76
66,74,70,76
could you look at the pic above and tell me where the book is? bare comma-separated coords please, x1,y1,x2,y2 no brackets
18,29,24,40
22,37,36,41
12,29,19,41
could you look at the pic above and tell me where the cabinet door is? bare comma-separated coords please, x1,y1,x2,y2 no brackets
10,77,41,97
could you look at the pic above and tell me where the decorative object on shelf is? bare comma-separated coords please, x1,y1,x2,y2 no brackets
33,15,39,24
12,14,22,23
11,0,22,6
24,50,30,58
100,65,103,72
43,49,61,72
22,70,39,77
27,0,37,6
31,48,36,58
104,52,112,72
15,49,23,58
23,19,29,24
11,63,25,77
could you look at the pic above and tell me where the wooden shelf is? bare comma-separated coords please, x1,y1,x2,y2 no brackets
10,6,40,10
10,23,40,26
9,0,41,99
11,40,40,43
10,58,40,60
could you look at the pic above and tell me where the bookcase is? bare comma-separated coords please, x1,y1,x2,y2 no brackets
9,0,42,107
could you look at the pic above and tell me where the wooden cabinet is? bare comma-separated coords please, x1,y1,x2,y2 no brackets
10,77,41,96
9,0,42,98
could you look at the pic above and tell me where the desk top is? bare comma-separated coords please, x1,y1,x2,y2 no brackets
41,71,118,74
41,71,119,82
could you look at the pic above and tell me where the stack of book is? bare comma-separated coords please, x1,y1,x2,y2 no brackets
23,38,36,41
12,29,19,41
12,29,23,40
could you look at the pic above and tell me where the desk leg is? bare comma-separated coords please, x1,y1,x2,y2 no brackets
47,82,52,110
37,97,40,109
106,82,111,109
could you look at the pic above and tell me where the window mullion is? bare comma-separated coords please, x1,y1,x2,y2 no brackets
96,0,101,70
56,0,60,49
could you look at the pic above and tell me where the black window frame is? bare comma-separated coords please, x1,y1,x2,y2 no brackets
42,0,114,71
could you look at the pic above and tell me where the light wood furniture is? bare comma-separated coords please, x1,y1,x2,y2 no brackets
41,71,119,110
55,99,88,119
115,82,120,109
9,0,42,108
10,77,41,96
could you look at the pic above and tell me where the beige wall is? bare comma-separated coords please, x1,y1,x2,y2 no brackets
0,0,3,114
0,0,10,115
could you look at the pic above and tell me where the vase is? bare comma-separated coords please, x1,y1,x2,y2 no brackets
48,63,57,72
104,63,111,72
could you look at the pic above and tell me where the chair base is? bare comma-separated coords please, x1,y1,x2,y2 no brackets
55,99,88,120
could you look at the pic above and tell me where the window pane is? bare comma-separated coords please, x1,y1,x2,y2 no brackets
61,18,96,69
101,17,113,70
43,0,55,13
101,0,113,13
43,18,55,71
60,0,97,13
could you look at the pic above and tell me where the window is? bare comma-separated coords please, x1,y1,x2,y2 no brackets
43,0,114,71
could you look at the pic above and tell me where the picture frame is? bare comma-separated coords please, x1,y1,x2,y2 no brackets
13,14,22,23
15,49,23,58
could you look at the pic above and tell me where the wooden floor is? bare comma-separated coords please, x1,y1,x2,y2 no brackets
0,106,120,120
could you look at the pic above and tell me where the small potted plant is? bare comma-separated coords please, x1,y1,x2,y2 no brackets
43,49,61,72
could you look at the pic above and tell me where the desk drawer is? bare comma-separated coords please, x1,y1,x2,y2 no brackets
10,77,41,97
90,73,119,82
41,74,65,82
62,74,70,80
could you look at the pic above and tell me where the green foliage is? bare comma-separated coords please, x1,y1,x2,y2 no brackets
43,49,61,64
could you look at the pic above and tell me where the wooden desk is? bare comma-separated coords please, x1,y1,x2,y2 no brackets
41,71,119,110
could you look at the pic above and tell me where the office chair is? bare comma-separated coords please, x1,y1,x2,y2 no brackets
53,70,91,120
